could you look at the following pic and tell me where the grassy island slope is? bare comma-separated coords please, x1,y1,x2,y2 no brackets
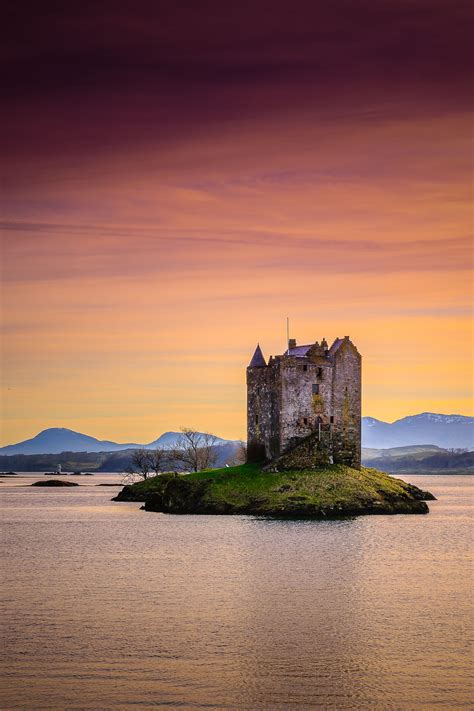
114,463,435,517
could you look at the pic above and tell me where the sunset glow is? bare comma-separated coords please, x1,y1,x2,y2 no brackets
1,1,472,444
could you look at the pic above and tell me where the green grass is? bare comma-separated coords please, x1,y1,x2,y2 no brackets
188,463,417,508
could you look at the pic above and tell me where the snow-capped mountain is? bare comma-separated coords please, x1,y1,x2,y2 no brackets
362,413,473,450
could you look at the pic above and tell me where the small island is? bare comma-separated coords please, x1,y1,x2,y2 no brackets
114,463,435,517
32,479,79,487
114,335,435,517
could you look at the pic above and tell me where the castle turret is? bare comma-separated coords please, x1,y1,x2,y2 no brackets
248,344,267,368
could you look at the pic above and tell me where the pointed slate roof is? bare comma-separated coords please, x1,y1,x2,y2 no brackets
248,344,267,368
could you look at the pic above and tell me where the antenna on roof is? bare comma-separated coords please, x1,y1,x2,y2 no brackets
286,316,290,353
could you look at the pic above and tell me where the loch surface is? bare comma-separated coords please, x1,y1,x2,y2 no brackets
0,474,472,710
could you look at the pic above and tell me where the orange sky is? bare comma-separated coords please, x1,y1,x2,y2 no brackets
1,1,472,445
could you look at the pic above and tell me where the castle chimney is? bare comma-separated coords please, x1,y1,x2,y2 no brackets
288,338,297,349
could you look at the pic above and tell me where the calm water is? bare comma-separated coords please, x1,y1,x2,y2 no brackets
0,474,472,710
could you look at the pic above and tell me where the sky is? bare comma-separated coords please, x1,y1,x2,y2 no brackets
1,0,473,445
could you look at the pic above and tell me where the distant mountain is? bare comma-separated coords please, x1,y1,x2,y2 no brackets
362,413,473,450
2,413,472,455
147,431,236,450
0,428,142,455
0,427,239,456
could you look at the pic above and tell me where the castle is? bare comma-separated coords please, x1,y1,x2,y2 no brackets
247,336,361,468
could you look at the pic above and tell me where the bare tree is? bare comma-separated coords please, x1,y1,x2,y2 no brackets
197,431,220,470
123,447,170,482
134,449,152,478
236,440,247,464
147,447,169,476
225,440,247,466
123,448,152,482
171,428,219,472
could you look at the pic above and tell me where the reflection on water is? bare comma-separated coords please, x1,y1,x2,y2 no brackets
0,475,472,709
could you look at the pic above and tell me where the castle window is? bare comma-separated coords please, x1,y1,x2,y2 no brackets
303,417,308,425
255,415,259,425
330,416,334,424
312,384,319,394
317,367,323,379
303,365,308,372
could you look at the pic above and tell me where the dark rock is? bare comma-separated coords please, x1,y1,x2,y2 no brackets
263,431,334,471
145,477,212,513
112,484,138,501
32,479,79,487
113,473,181,502
402,483,437,500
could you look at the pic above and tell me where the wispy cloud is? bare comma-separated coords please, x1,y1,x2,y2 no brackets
1,0,472,443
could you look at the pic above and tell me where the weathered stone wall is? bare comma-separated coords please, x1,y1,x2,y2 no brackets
330,338,361,467
247,362,281,461
279,358,333,452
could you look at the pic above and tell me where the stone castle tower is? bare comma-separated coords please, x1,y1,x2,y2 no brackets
247,336,361,468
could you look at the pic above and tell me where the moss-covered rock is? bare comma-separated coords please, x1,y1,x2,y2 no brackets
265,430,333,470
112,473,179,501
